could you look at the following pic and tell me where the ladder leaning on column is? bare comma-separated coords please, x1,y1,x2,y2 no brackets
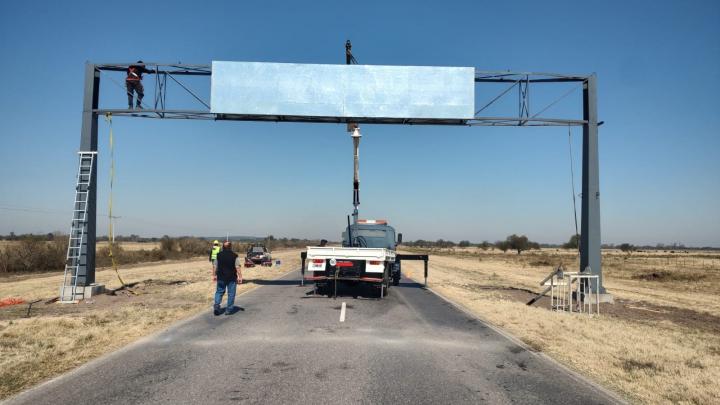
60,151,96,303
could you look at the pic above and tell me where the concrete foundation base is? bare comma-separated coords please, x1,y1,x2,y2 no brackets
59,283,106,302
598,293,614,304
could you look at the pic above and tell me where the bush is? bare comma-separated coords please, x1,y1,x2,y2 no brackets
0,236,68,273
0,236,215,274
506,234,529,254
177,238,208,255
495,240,509,252
495,234,540,254
96,244,168,267
160,235,177,252
564,234,580,250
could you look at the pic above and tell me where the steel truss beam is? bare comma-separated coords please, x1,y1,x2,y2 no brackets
73,62,603,295
92,63,591,127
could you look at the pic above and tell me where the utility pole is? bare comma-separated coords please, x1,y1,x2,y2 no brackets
109,215,121,243
580,74,606,296
78,63,99,286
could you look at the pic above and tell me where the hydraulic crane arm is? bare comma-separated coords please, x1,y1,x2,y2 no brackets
351,127,361,224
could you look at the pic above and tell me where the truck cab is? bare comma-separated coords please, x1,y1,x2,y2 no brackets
342,219,398,250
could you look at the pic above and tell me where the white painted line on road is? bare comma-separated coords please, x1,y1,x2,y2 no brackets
339,301,346,322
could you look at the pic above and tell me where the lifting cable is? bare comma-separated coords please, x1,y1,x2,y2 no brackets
104,113,127,287
567,125,580,255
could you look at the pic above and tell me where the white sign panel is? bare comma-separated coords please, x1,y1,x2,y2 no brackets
211,61,475,120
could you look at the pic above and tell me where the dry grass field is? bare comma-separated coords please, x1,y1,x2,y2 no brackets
96,241,161,251
400,247,720,405
0,249,302,400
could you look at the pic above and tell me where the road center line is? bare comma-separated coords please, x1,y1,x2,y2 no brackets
339,301,346,322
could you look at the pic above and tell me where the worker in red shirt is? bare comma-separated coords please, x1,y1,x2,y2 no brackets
126,60,152,109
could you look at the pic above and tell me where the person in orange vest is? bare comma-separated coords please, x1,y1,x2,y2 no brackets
126,60,152,109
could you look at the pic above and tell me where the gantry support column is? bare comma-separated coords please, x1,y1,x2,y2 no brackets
78,63,100,285
580,74,605,293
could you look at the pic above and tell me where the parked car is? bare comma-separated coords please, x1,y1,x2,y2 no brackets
246,245,272,267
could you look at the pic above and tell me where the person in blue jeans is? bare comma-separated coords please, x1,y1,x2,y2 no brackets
213,241,243,315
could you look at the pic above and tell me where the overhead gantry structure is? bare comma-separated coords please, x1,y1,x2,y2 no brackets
63,60,603,301
94,63,591,127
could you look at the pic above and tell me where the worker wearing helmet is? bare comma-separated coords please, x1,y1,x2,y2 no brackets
209,240,221,275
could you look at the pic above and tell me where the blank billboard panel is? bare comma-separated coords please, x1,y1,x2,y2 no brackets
211,61,475,121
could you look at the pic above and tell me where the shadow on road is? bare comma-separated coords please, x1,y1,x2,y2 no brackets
394,281,426,289
244,279,302,286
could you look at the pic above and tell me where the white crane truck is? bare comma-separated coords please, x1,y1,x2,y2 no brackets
299,86,428,298
301,220,428,299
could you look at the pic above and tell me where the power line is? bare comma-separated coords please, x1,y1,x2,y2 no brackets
0,204,189,231
0,205,68,214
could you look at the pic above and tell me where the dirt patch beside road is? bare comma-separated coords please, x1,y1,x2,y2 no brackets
400,248,720,404
479,285,720,335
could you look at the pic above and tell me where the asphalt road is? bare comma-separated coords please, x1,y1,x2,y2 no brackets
6,271,621,404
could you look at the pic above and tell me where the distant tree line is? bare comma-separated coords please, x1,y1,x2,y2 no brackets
258,235,330,251
404,234,542,254
0,232,64,241
0,235,215,274
0,232,165,243
403,234,720,253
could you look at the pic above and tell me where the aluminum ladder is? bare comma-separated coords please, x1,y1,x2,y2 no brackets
60,151,96,302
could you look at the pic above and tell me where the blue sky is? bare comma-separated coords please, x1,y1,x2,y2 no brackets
0,0,718,246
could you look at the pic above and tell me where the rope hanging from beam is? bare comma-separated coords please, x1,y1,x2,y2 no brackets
104,113,127,288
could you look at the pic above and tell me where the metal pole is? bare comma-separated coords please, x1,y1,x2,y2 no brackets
300,252,306,286
424,259,428,288
78,63,99,286
580,75,604,293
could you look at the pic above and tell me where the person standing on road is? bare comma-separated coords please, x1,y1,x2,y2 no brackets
209,240,221,274
213,241,243,316
126,60,152,109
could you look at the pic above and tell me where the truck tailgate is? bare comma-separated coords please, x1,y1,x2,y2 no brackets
305,246,395,261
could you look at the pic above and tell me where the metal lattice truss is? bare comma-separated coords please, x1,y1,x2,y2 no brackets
94,63,592,126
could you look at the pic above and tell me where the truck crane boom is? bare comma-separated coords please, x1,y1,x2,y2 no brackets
352,127,361,224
